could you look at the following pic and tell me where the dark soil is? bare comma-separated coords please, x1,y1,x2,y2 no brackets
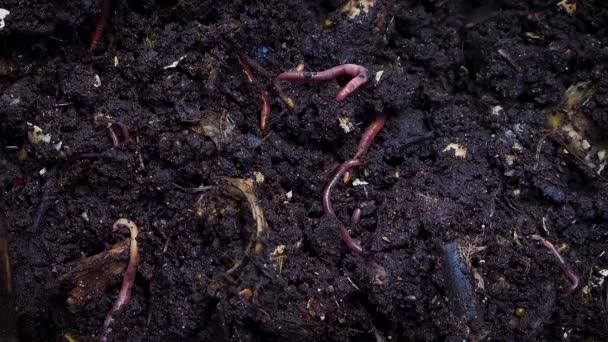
2,0,608,341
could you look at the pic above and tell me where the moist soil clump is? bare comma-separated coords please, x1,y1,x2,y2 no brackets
1,0,608,341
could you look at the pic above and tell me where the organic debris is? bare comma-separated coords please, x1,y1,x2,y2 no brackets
55,240,129,311
537,82,606,177
224,178,268,255
341,0,376,19
192,111,235,150
557,0,576,16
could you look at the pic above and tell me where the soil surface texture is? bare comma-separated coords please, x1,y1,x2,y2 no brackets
1,0,608,341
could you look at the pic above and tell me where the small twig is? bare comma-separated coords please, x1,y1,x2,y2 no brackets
531,235,580,295
99,219,140,342
277,64,369,101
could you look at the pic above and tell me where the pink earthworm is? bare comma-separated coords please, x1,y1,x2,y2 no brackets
99,219,140,342
322,159,369,255
344,112,388,183
277,64,369,102
531,235,580,295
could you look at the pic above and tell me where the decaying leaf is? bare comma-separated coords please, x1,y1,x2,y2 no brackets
54,240,129,312
443,143,467,158
192,110,235,149
224,177,268,255
342,0,376,19
544,81,606,177
557,0,576,16
562,81,595,112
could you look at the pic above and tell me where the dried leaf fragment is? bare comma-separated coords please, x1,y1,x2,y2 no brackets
224,178,268,254
342,0,376,19
558,0,576,16
55,240,129,312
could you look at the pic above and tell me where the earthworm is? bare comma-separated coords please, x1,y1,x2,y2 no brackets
240,53,294,109
113,122,131,144
344,112,388,183
89,0,113,52
107,127,119,147
322,159,367,254
531,235,579,294
277,64,369,101
238,55,256,83
238,55,273,130
99,219,140,342
260,91,271,131
354,113,388,159
350,207,362,225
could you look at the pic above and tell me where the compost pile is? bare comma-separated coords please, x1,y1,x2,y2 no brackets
1,0,608,341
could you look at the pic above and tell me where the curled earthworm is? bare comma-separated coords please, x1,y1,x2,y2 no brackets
113,122,131,144
344,112,388,183
531,235,579,295
89,0,113,53
107,122,130,147
277,64,369,102
323,159,369,255
107,128,119,147
99,219,140,342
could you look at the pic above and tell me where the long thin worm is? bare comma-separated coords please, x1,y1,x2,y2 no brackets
354,113,388,159
322,159,367,254
260,91,271,131
277,64,369,102
99,219,140,342
238,55,272,130
113,122,131,144
107,127,119,147
89,0,113,53
531,235,579,295
344,112,388,183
